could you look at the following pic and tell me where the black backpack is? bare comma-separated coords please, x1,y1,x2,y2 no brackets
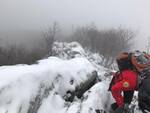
138,77,150,113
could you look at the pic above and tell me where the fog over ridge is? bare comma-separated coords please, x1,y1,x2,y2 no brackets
0,0,150,50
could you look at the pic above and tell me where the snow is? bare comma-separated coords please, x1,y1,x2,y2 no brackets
54,80,115,113
37,92,65,113
0,56,100,113
76,81,113,113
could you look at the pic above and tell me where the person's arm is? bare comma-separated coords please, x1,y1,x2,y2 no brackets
108,76,115,91
108,71,120,91
111,80,124,107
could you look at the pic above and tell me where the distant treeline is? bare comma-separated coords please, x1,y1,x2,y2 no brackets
0,22,59,66
70,24,136,67
0,23,136,67
0,44,47,65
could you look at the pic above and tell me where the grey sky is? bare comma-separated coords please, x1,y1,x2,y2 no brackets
0,0,150,50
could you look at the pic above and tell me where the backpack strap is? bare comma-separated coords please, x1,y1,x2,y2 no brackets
131,54,142,72
127,53,132,61
130,53,150,72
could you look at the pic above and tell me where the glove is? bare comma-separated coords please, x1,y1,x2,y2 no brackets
114,106,124,113
111,102,118,111
114,104,130,113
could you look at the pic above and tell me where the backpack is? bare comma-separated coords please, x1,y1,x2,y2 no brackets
131,51,150,73
117,51,150,79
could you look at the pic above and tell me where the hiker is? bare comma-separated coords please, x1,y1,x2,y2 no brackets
109,52,138,113
131,51,150,113
138,77,150,113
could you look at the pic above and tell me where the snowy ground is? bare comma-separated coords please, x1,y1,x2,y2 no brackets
0,42,143,113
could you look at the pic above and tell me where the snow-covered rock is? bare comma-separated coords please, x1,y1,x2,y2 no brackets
52,42,110,80
0,57,103,113
52,42,86,59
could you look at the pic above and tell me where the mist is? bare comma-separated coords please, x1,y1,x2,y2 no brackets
0,0,150,50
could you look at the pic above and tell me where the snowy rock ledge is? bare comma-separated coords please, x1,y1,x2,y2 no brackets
0,57,112,113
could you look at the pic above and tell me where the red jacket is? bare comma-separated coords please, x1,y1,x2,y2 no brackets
111,70,138,107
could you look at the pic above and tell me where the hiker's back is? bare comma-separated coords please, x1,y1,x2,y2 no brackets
138,77,150,112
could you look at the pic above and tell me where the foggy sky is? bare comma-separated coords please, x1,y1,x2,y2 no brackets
0,0,150,50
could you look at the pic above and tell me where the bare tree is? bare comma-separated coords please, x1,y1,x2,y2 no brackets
97,27,135,67
43,22,60,56
0,43,48,66
71,24,98,51
0,24,61,66
70,25,136,68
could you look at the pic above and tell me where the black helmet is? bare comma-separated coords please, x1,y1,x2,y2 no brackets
116,52,133,71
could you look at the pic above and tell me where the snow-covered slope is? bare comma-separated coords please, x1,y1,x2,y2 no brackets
0,42,142,113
